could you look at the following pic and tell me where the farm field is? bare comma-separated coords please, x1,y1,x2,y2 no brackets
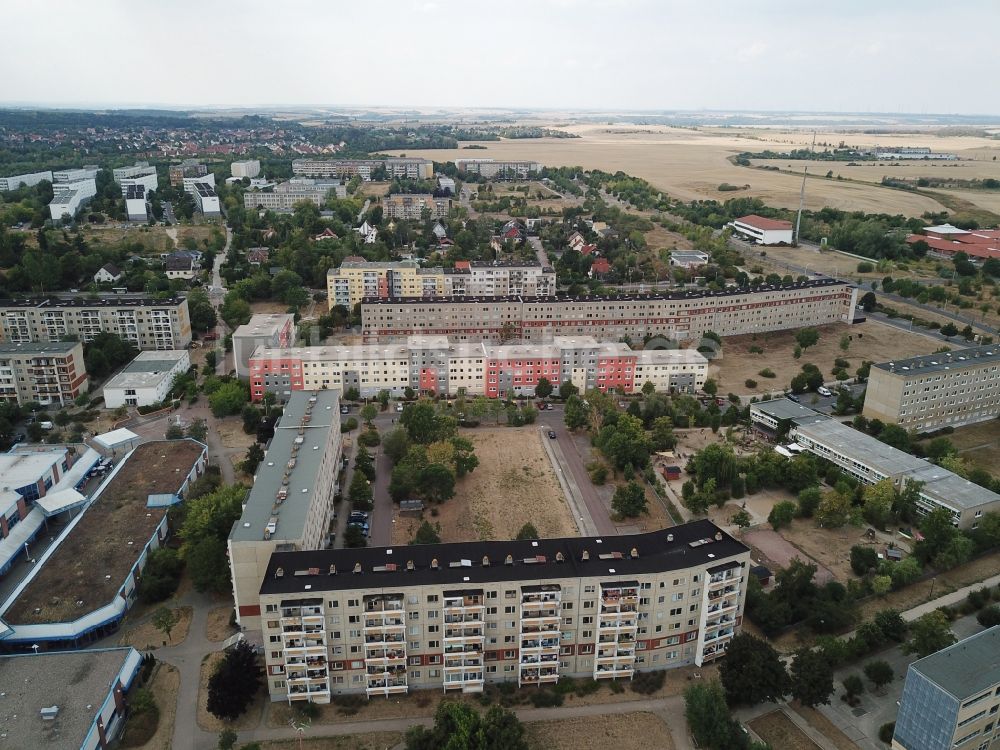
710,320,943,396
379,124,1000,216
391,427,576,545
941,420,1000,478
526,712,675,750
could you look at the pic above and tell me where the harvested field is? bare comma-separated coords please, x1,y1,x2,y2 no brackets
392,427,575,545
5,440,205,625
259,735,405,750
749,710,822,750
743,529,834,585
206,605,236,642
197,651,266,732
526,712,674,750
944,421,1000,478
119,606,192,649
127,663,179,750
712,320,943,396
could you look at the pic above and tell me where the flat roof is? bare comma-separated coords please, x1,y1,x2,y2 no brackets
751,397,831,422
733,214,793,231
104,351,188,391
230,391,340,544
93,428,140,449
233,313,295,339
0,647,140,750
0,449,66,490
910,626,1000,700
259,519,748,596
0,296,184,309
0,341,79,356
871,344,997,377
793,419,928,477
4,439,205,625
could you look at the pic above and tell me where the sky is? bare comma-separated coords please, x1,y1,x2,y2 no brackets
2,0,999,114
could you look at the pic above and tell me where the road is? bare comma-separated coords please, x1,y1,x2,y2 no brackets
209,228,233,375
528,236,550,268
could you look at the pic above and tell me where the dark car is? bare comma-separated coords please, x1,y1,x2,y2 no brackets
547,430,557,439
786,393,800,403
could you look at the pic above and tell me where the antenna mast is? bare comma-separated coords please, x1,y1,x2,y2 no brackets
793,131,817,247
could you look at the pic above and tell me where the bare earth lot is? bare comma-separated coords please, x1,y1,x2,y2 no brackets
712,320,943,395
743,529,834,585
526,712,675,750
392,427,576,545
119,606,192,650
749,710,822,750
945,421,1000,478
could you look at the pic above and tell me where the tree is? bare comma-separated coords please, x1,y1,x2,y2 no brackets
795,328,820,349
789,647,834,708
360,403,378,427
862,479,896,529
611,481,647,518
218,728,238,750
349,471,373,510
905,610,955,658
684,681,734,750
703,378,718,397
815,488,852,528
405,701,528,750
718,633,789,706
180,485,246,593
187,288,218,333
849,545,878,576
209,381,248,418
873,608,908,643
564,394,589,430
650,416,677,451
400,401,455,445
138,547,184,603
797,486,822,518
383,427,411,463
422,463,455,503
152,607,180,643
768,501,796,530
344,525,367,548
871,575,892,596
940,322,959,337
187,419,209,443
514,523,539,540
241,443,265,476
843,674,864,700
558,381,578,400
730,509,752,530
864,660,894,692
534,377,553,399
411,521,441,545
207,641,262,721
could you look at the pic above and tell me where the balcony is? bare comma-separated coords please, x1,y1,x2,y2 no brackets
595,666,634,679
364,617,405,630
288,684,330,699
365,633,404,645
365,599,404,613
443,595,483,609
521,591,560,605
366,680,408,696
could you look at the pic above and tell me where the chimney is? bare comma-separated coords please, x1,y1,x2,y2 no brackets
431,558,439,570
482,556,490,566
353,562,361,574
505,554,514,566
406,559,415,571
582,550,590,561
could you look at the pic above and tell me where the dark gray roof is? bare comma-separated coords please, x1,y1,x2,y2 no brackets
260,519,748,596
911,626,1000,699
872,344,997,377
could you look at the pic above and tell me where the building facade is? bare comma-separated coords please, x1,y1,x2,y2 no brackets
0,296,192,350
243,179,346,212
247,335,707,402
49,179,97,221
0,170,53,191
382,194,452,221
863,345,1000,434
727,215,794,245
291,158,433,181
361,280,857,344
103,350,191,408
233,313,296,379
892,627,1000,750
192,181,221,214
326,260,556,310
228,391,343,637
455,159,542,179
0,341,88,406
169,160,208,186
232,159,261,179
255,520,748,702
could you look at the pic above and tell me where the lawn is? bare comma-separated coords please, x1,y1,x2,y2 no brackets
944,421,1000,479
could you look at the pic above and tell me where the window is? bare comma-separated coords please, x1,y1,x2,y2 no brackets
265,604,278,613
427,594,439,603
348,598,359,608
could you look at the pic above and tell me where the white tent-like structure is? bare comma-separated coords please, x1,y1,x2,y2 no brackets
92,428,140,456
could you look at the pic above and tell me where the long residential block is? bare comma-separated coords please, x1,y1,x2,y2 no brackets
0,340,88,407
327,259,556,309
382,194,451,220
750,398,1000,529
244,178,347,212
256,520,747,702
361,279,858,344
247,335,707,401
0,296,192,350
291,158,433,181
863,344,1000,434
455,159,541,179
0,170,53,191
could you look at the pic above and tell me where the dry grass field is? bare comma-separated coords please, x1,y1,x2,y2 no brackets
943,421,1000,478
749,710,823,750
119,606,192,650
77,224,218,255
124,663,179,750
258,735,405,750
206,605,236,642
526,712,675,750
382,124,1000,215
711,320,942,395
392,427,575,544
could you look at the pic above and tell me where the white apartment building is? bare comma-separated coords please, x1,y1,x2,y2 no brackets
192,181,221,215
118,172,158,197
52,167,99,183
863,345,1000,433
727,215,794,246
382,194,451,220
183,172,215,196
243,179,346,212
49,179,97,221
0,171,52,192
231,160,261,179
455,159,542,179
255,520,748,702
102,350,191,408
247,335,707,401
229,391,343,637
125,184,148,222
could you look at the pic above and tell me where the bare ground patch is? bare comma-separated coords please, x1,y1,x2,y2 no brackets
206,605,236,642
743,529,834,585
944,421,1000,479
790,703,860,750
119,606,192,650
127,663,179,750
748,710,822,750
392,427,576,545
527,712,675,750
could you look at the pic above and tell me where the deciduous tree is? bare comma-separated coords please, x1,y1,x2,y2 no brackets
718,633,789,706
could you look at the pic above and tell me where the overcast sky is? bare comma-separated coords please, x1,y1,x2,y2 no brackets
2,0,999,114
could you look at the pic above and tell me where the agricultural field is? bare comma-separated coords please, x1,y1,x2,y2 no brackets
391,427,576,545
710,320,943,396
382,124,1000,216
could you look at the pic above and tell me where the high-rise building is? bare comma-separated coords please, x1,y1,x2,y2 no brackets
231,160,261,179
0,341,88,407
0,171,53,192
454,159,541,179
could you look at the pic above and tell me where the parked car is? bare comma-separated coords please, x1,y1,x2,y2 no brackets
786,393,800,403
817,386,832,397
547,430,557,439
340,405,350,414
395,403,404,412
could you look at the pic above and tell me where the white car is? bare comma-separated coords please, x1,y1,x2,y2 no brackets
817,386,832,397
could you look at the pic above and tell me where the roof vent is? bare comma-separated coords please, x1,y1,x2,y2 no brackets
328,564,336,575
275,567,284,578
431,558,439,570
482,555,490,566
406,559,415,571
505,554,514,566
714,532,723,541
353,562,361,574
582,550,590,561
555,551,565,562
667,533,674,542
630,547,638,559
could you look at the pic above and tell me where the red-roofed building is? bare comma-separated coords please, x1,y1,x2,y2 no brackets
580,243,598,256
728,214,794,245
589,257,611,277
454,260,471,270
907,224,1000,260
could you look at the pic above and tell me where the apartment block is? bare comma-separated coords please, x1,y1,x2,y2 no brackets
326,260,556,309
291,158,433,181
863,345,1000,434
169,159,208,186
892,627,1000,750
455,159,542,179
49,178,97,221
382,194,452,221
247,335,707,401
0,170,52,192
112,161,156,182
233,313,296,379
182,172,215,196
125,184,149,222
361,280,858,344
232,159,261,179
228,391,343,637
255,520,748,702
102,349,191,408
0,296,192,351
0,341,88,407
750,399,1000,529
193,181,221,215
244,179,346,212
52,167,99,184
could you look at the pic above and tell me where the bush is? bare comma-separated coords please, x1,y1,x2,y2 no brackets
357,429,381,447
340,417,358,432
768,501,796,530
631,670,666,694
744,379,758,389
857,261,875,273
850,545,879,576
759,368,776,378
879,722,896,743
529,689,564,707
977,605,1000,628
587,461,609,485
